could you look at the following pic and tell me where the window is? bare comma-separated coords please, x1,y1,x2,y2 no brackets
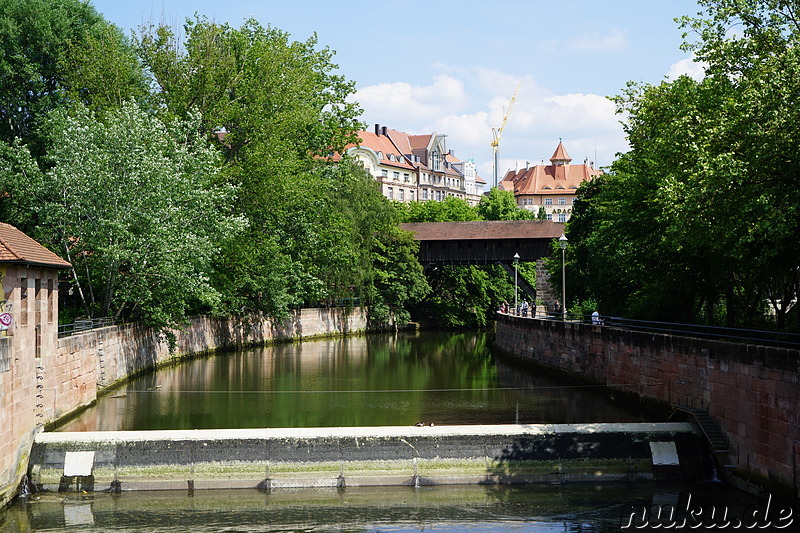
393,171,399,180
403,173,410,182
387,187,393,200
422,188,428,200
558,198,566,205
20,278,28,326
377,151,383,159
546,214,553,221
558,213,567,222
545,198,553,206
388,154,395,161
381,169,388,177
47,279,54,323
399,189,405,201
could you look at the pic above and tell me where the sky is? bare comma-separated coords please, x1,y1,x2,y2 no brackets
89,0,708,184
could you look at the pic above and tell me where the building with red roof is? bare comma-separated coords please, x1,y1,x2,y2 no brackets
499,141,601,222
335,124,486,205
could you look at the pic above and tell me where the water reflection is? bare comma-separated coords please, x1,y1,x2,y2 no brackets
1,483,763,533
58,331,651,432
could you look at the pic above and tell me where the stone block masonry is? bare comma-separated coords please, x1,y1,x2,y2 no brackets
494,315,800,498
29,423,703,491
0,308,367,507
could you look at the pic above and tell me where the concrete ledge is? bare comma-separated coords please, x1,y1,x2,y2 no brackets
29,423,704,492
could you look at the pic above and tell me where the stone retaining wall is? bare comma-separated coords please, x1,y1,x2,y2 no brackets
1,308,367,507
494,314,800,497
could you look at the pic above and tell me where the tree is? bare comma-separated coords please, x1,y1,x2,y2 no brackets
0,0,147,152
477,188,537,221
563,0,799,330
135,17,372,314
0,102,241,328
398,197,479,223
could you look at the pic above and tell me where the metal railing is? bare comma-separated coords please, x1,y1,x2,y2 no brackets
58,317,118,338
500,310,800,350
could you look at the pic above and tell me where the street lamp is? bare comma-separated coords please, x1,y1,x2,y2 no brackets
559,234,568,320
513,253,520,316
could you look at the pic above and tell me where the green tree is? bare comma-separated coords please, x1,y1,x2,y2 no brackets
477,188,536,220
397,197,479,223
136,17,371,314
564,0,799,330
0,102,241,328
0,0,146,151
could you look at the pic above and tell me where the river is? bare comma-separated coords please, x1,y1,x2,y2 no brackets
56,331,650,431
1,330,766,531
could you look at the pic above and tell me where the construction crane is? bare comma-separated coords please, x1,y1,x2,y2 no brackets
491,84,520,188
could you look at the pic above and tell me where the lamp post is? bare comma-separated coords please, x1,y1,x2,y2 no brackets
513,253,520,315
559,234,568,320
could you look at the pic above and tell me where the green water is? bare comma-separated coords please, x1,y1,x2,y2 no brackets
57,331,649,431
1,483,769,532
3,330,781,531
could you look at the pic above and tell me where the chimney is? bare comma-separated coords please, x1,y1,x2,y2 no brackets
381,126,388,136
374,124,381,135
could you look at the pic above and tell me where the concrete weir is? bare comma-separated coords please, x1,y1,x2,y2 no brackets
29,423,706,492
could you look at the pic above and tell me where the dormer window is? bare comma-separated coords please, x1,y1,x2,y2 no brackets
377,151,383,159
388,154,395,161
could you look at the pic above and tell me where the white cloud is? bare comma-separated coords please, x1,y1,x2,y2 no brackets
353,74,468,124
354,68,628,180
568,28,628,51
667,54,707,81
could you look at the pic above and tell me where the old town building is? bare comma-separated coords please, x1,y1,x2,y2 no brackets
499,141,601,222
339,124,486,205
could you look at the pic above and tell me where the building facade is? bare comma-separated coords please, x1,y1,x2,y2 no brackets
499,141,601,222
341,124,486,205
0,223,70,507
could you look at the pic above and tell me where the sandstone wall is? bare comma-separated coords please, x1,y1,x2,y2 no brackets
494,314,799,497
1,307,367,507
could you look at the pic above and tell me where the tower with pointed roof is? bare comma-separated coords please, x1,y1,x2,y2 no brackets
498,140,601,222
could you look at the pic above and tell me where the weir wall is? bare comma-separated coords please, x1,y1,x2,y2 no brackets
30,423,703,491
494,314,800,497
0,308,367,507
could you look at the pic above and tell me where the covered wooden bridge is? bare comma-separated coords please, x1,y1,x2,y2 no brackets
399,220,565,303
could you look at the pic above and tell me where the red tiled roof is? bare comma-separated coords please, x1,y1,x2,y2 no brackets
550,141,572,163
0,223,71,268
400,220,565,241
334,131,416,170
501,142,601,195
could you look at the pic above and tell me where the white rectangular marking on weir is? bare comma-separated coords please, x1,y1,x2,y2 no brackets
63,451,95,476
649,441,679,466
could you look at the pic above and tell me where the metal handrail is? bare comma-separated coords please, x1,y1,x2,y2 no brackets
500,310,800,349
58,317,118,338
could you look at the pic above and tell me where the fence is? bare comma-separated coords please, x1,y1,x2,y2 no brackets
501,309,800,350
57,317,118,338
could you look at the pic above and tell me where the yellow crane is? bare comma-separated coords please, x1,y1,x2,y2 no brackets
491,84,520,188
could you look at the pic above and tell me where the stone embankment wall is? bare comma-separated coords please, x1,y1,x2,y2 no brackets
494,315,799,497
1,308,367,506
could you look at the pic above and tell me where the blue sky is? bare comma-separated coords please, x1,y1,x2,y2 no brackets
90,0,707,182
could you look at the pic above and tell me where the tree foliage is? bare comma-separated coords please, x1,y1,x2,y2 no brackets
0,102,241,328
562,0,799,331
0,0,147,152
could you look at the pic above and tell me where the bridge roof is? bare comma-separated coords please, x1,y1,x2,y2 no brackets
400,220,565,241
